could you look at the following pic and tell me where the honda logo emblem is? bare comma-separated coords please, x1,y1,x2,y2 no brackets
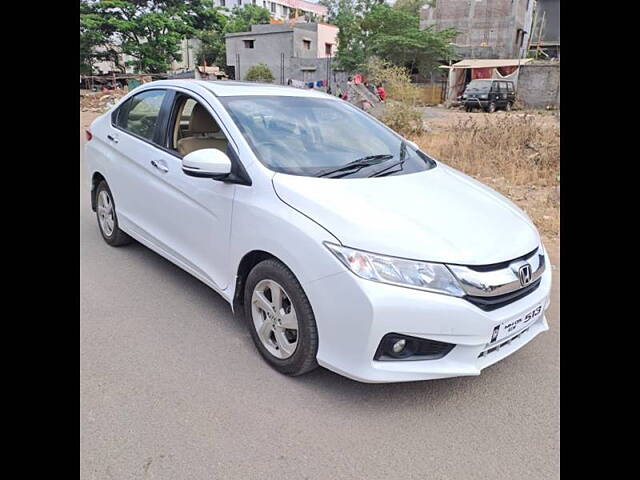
518,264,532,286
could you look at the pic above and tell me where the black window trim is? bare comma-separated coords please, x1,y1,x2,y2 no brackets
110,87,169,147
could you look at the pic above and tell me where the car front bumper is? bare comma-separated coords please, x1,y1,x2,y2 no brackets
305,264,552,383
464,99,489,107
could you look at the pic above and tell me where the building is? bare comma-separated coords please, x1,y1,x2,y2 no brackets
528,0,559,59
213,0,327,22
420,0,535,59
225,22,338,84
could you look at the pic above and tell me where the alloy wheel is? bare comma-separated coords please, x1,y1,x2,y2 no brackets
251,279,299,359
97,190,115,237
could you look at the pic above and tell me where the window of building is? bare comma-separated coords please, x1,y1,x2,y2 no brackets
303,40,311,50
238,0,242,5
220,0,226,6
270,2,276,13
252,0,256,4
244,40,255,49
325,43,332,55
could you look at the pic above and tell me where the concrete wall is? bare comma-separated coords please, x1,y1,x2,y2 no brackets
226,28,294,81
517,61,560,108
225,23,341,85
316,23,338,58
420,0,534,59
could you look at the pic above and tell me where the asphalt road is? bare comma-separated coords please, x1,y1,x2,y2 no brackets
80,113,560,480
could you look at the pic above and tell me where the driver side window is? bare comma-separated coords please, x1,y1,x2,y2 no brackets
170,96,229,157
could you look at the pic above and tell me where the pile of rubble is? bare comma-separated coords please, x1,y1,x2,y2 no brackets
80,89,128,113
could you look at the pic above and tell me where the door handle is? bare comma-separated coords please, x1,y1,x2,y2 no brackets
107,134,119,144
150,159,169,173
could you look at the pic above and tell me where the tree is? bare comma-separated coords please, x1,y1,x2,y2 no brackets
362,4,456,75
80,0,225,74
244,63,275,83
323,0,456,75
223,5,271,34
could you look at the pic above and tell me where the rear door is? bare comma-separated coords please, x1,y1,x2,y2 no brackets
105,88,169,240
490,81,501,105
506,82,515,103
499,81,510,106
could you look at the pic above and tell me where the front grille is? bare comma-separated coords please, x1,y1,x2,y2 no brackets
448,246,545,311
465,278,541,311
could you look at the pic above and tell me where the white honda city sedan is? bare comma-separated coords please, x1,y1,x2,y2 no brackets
84,80,551,383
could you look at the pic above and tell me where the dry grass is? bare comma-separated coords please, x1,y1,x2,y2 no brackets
410,113,560,239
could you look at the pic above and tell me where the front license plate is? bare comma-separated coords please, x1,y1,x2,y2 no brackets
489,303,543,344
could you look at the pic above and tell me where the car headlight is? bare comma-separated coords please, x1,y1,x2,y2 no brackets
480,94,488,99
324,243,464,297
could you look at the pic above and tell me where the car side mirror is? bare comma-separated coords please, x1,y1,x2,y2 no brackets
182,149,232,179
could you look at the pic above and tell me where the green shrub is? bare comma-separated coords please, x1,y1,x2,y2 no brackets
379,100,425,136
244,63,275,83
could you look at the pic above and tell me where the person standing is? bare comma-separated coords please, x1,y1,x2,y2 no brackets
377,83,386,102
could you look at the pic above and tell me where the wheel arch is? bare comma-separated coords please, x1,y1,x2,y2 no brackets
232,250,281,317
90,171,107,212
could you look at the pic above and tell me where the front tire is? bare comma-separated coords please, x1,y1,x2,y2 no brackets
244,258,319,376
486,101,496,113
95,181,132,246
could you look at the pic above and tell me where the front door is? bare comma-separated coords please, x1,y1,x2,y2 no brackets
140,91,237,291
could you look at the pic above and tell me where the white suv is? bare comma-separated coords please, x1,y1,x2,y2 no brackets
84,80,551,383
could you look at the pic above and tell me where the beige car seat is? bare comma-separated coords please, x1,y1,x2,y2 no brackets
177,103,228,156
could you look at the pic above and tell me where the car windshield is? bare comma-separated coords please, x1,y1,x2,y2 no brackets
219,95,436,178
465,81,492,93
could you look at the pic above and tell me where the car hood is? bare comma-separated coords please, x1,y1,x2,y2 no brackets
272,163,540,265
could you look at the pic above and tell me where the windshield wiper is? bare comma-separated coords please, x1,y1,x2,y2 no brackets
315,154,394,178
369,142,408,178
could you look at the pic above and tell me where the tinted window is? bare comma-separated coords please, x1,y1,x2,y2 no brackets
491,82,500,92
117,90,166,141
499,81,509,91
507,82,514,92
220,95,436,178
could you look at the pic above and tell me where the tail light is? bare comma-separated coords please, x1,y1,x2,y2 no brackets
85,129,93,141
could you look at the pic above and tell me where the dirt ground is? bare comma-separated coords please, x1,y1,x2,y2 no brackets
413,107,560,242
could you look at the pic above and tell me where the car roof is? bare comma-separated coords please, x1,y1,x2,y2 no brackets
144,79,335,99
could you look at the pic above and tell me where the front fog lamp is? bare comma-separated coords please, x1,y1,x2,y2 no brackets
324,243,464,297
392,339,406,354
374,333,455,361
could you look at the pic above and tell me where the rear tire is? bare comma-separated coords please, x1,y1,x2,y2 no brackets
95,181,132,247
244,258,319,376
487,102,496,113
506,102,512,112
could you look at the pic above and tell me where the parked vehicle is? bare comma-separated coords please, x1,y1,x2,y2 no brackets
461,79,516,113
84,80,551,383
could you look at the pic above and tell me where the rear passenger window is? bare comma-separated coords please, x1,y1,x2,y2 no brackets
116,90,166,141
507,83,514,92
